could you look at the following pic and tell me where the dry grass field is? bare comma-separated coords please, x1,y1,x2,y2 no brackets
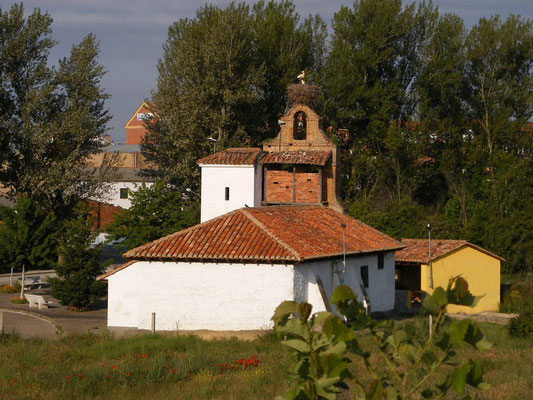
0,320,531,400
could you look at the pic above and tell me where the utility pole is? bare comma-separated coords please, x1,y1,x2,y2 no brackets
428,223,433,289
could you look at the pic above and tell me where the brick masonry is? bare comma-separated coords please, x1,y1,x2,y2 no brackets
265,170,320,204
262,103,341,211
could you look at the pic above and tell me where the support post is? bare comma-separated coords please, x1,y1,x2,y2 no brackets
0,311,3,333
429,314,433,338
151,312,156,333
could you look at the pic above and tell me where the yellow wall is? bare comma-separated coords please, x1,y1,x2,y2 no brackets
420,246,500,313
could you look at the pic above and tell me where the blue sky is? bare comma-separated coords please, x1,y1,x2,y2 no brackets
2,1,532,142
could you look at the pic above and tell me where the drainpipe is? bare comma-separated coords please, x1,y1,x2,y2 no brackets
428,223,434,289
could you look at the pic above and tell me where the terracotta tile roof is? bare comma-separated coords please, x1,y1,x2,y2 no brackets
396,239,504,263
196,148,262,165
262,150,331,166
97,260,137,281
123,205,403,264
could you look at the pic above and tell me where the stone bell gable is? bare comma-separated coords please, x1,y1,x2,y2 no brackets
262,104,342,211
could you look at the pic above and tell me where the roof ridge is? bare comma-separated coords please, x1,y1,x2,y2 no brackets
241,209,302,261
124,209,243,258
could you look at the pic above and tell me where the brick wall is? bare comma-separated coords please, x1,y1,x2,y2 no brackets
265,170,320,204
295,172,320,203
265,170,293,203
125,127,147,145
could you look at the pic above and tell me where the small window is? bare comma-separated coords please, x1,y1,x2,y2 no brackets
293,111,307,140
361,266,369,288
378,253,384,270
119,188,129,199
225,187,230,201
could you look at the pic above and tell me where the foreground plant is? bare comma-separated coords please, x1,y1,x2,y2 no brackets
273,277,491,399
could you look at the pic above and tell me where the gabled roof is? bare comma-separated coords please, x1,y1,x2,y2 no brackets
196,148,262,166
262,150,331,166
123,205,403,265
124,101,154,128
97,260,137,281
396,239,504,263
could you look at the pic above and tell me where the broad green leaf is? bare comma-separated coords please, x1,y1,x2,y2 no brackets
466,359,483,387
324,340,347,356
384,386,398,400
449,320,470,347
299,302,313,322
366,379,384,400
451,363,471,393
315,384,338,400
422,294,439,313
330,285,357,303
432,287,448,306
276,318,310,340
272,301,300,324
282,339,310,353
317,376,341,389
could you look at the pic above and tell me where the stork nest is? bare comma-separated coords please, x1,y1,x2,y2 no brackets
287,84,322,109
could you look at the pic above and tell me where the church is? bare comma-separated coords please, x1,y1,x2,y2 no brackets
98,84,403,331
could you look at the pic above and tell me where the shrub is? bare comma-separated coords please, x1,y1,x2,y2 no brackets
10,296,28,304
0,284,17,293
273,276,491,399
509,312,533,338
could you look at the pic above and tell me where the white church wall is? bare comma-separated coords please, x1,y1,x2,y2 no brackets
200,165,260,222
107,262,141,327
295,252,396,314
111,261,295,331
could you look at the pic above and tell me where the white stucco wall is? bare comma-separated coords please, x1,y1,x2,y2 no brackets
199,165,261,222
107,261,295,331
92,181,153,209
295,252,396,314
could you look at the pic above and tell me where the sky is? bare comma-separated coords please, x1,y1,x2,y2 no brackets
2,1,532,143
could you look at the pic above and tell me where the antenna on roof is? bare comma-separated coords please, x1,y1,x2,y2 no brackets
341,223,347,276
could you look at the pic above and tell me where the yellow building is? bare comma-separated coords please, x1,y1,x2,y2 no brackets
396,239,504,313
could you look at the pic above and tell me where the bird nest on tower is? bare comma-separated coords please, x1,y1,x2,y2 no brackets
287,84,322,109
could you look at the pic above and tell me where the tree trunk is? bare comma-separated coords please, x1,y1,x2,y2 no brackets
20,264,25,299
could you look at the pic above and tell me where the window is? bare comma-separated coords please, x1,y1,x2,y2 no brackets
360,266,369,288
119,188,129,199
293,111,307,140
378,253,384,270
225,187,230,201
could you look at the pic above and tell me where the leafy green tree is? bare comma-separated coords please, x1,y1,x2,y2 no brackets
0,196,57,297
0,4,113,213
273,277,492,399
49,203,105,309
253,0,327,135
106,181,199,251
143,2,265,189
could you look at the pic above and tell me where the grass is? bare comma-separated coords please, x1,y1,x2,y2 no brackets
500,273,533,314
0,322,531,399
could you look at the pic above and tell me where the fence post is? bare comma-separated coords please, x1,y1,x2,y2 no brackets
151,312,156,333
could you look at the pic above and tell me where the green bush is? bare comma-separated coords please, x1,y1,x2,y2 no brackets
509,312,533,338
0,284,17,293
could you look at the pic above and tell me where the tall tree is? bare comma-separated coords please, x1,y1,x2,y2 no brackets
0,4,113,214
253,0,326,135
143,2,265,190
465,15,532,160
323,0,438,202
0,196,57,297
49,203,106,309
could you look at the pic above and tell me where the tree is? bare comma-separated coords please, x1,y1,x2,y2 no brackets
253,0,327,136
143,2,266,190
0,4,113,214
143,1,326,189
0,196,57,298
106,181,199,251
49,203,106,309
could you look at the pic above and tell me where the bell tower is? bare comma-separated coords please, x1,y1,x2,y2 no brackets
261,83,342,211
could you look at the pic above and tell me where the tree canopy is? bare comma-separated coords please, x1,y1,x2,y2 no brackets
143,0,532,273
0,3,114,214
